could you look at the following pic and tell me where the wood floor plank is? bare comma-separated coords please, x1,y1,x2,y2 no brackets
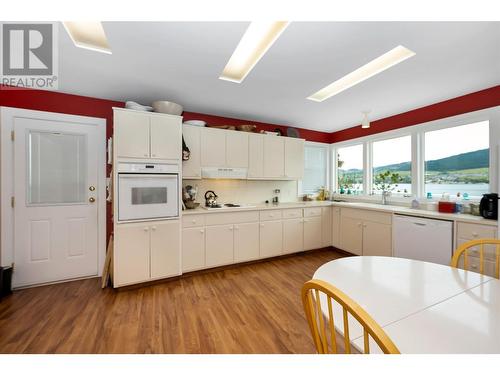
0,248,346,354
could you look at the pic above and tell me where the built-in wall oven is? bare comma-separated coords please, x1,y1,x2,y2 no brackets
117,162,179,222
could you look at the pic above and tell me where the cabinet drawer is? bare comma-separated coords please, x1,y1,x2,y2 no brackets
182,214,206,228
456,238,499,262
260,210,282,221
205,211,259,226
282,208,303,219
456,255,498,278
457,222,497,240
341,208,391,225
304,207,322,217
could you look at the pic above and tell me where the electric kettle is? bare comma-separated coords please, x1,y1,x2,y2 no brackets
204,190,219,208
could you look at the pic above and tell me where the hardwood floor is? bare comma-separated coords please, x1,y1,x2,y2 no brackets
0,248,346,354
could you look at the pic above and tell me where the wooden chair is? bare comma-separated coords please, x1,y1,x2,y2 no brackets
301,279,400,354
450,238,500,279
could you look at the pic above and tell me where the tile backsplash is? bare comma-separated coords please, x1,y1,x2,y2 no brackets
183,179,299,204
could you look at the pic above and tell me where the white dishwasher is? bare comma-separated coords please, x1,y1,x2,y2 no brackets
393,215,453,265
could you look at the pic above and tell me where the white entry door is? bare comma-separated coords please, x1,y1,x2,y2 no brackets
12,116,103,287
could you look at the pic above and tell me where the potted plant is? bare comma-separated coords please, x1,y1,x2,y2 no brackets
374,170,402,205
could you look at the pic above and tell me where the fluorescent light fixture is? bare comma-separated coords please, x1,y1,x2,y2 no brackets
63,22,111,54
220,21,289,83
307,45,415,102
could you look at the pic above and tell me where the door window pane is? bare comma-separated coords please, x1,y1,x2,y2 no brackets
424,121,489,197
372,136,412,194
28,131,87,204
337,144,363,194
302,145,327,194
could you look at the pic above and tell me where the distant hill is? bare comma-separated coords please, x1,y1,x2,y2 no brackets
371,148,489,173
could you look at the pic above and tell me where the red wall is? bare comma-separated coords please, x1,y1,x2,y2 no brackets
330,85,500,143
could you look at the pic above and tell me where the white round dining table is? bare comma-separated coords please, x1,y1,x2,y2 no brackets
313,256,500,353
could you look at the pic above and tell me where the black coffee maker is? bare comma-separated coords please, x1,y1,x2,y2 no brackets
479,193,498,220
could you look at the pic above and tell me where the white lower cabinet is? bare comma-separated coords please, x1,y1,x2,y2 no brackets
339,216,363,255
362,221,392,257
321,207,332,247
332,207,341,248
260,220,283,258
182,226,205,272
283,218,304,254
234,222,260,262
114,220,180,287
205,224,234,267
304,216,322,251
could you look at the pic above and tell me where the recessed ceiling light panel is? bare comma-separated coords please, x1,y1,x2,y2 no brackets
219,21,289,83
63,22,112,54
307,45,415,102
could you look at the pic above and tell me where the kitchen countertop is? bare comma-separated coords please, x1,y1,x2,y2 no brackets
182,200,497,226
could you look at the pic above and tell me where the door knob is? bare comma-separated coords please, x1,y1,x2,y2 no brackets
89,186,96,191
89,197,96,203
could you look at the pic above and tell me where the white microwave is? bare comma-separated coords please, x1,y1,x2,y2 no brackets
117,163,179,222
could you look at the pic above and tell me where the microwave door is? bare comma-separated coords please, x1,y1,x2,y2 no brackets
118,174,179,221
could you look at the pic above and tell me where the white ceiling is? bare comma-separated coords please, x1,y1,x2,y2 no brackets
57,22,500,132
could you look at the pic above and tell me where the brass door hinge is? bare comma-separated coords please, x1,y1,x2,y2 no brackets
11,196,15,208
11,130,15,141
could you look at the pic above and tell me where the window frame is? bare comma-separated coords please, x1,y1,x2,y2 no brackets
298,141,331,196
331,107,499,201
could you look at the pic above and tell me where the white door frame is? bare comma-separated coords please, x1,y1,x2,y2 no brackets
0,106,107,281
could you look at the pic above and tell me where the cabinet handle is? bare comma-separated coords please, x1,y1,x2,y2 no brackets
304,219,309,223
229,227,233,231
200,229,204,234
144,227,149,232
192,219,197,224
363,224,367,228
270,214,274,217
234,226,239,230
151,226,157,231
472,232,478,237
260,224,265,227
357,223,362,227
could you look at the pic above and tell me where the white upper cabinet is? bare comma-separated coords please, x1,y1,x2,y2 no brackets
248,134,264,178
150,115,182,160
114,108,182,160
114,110,150,159
263,136,285,178
182,125,201,178
284,137,305,179
226,131,249,168
200,127,226,167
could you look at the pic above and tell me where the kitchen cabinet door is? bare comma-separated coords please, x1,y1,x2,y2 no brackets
182,227,205,272
200,127,226,167
182,125,201,178
332,207,341,248
150,115,182,160
114,222,150,286
114,110,150,159
284,137,304,179
304,216,322,251
362,221,392,257
321,207,332,247
259,220,283,258
150,221,180,279
263,136,285,178
248,135,264,178
205,224,234,267
283,218,304,254
226,131,249,168
339,216,363,255
234,222,259,262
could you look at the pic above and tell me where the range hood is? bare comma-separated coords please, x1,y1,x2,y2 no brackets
201,167,248,179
